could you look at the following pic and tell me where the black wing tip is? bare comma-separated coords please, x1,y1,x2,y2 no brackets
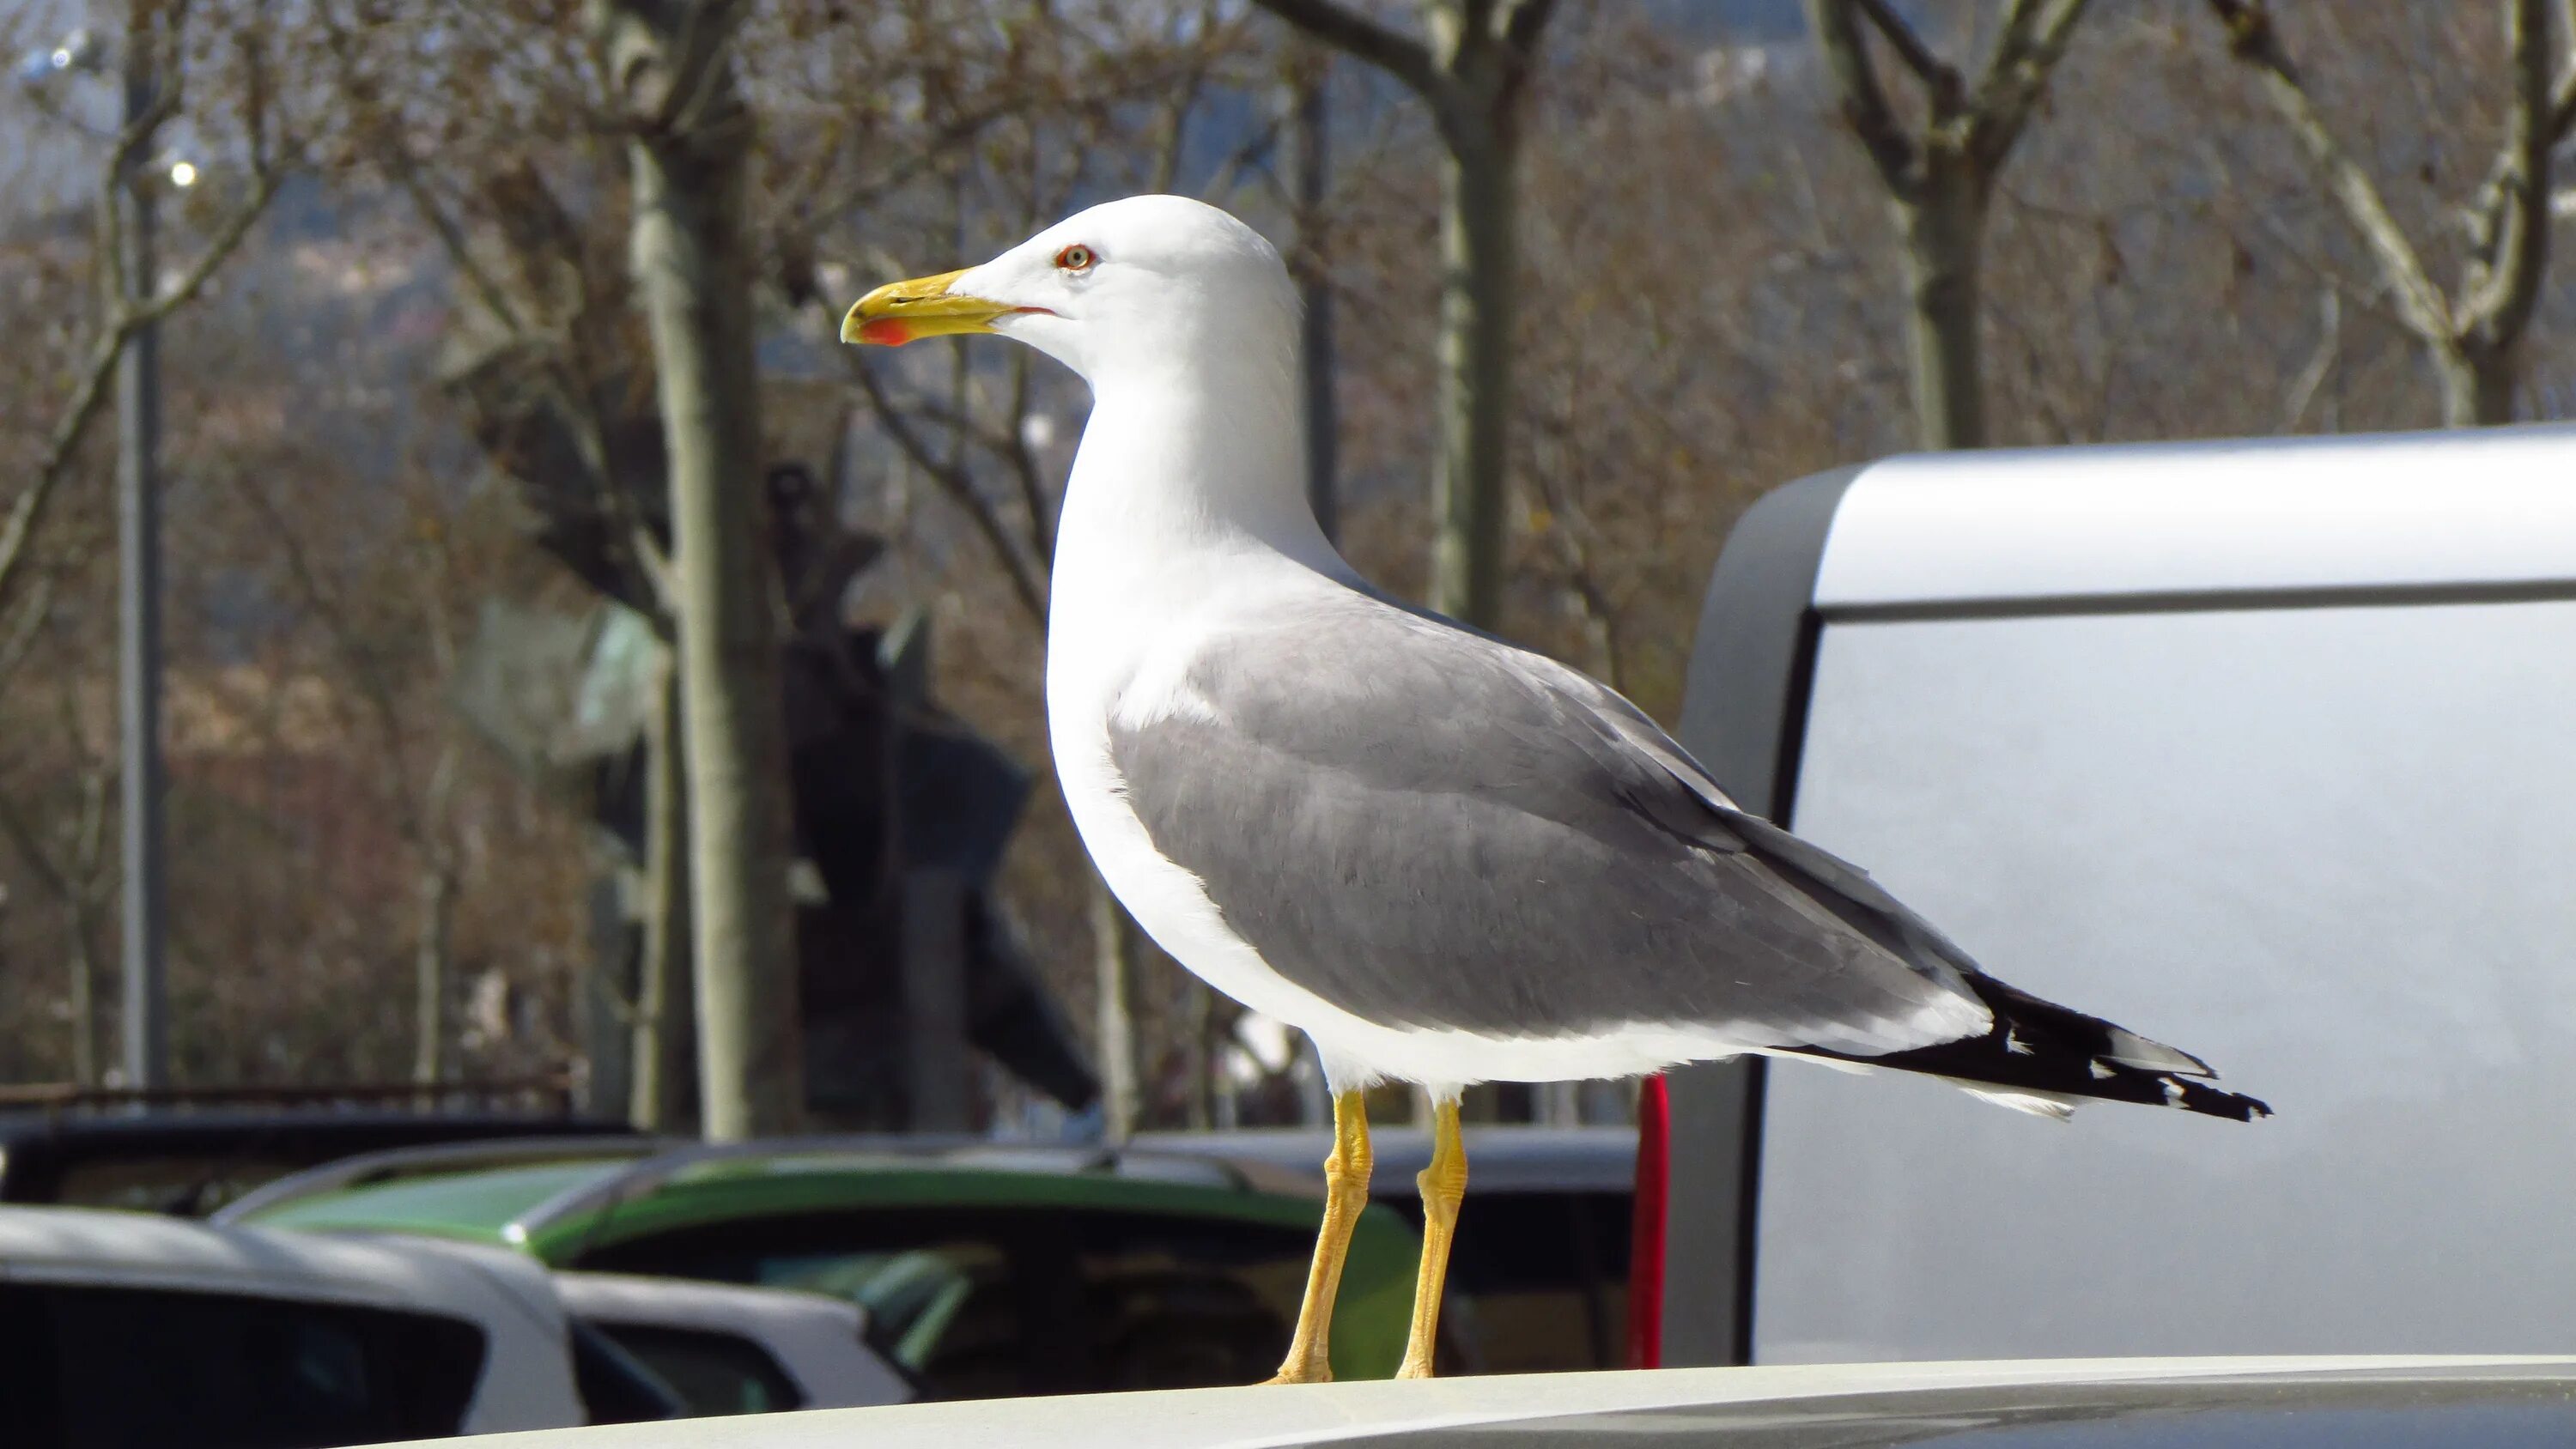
2165,1074,2272,1123
1965,975,2270,1118
1797,981,2275,1122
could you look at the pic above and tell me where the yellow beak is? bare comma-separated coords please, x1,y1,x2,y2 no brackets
841,267,1015,346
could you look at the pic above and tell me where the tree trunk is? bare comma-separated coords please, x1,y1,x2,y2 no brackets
630,650,692,1130
411,746,459,1088
1091,876,1139,1144
607,0,805,1140
410,866,453,1087
1896,161,1989,451
67,919,99,1088
1429,102,1518,627
2442,344,2518,427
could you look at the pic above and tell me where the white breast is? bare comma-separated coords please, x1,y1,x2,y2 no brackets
1043,557,1352,1031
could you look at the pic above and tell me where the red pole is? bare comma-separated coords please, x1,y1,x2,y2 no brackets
1625,1072,1670,1368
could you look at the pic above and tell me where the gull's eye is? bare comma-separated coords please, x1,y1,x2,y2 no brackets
1054,244,1097,273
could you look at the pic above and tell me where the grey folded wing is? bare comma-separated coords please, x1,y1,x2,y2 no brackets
1103,594,1993,1052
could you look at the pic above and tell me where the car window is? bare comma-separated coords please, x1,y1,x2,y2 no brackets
586,1321,805,1416
0,1281,486,1449
746,1242,1001,1376
575,1206,1303,1399
567,1318,689,1425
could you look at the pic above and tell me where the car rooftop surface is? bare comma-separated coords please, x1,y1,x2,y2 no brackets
361,1356,2576,1449
1,1202,555,1298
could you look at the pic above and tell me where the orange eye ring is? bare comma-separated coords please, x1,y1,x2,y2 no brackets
1054,244,1097,272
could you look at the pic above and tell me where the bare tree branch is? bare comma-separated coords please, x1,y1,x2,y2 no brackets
0,793,73,904
1968,0,2093,171
2459,0,2555,348
223,467,435,846
2202,1,2456,349
0,164,280,621
1248,0,1438,100
2559,0,2576,127
1807,0,1919,189
1498,0,1560,55
841,351,1048,623
321,0,681,615
1852,0,1960,96
1000,351,1057,570
0,578,53,687
602,0,750,132
2281,288,2342,432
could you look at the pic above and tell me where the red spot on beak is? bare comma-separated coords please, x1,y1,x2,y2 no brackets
857,317,914,346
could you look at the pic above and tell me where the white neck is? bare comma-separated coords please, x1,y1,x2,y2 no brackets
1051,338,1346,607
1042,336,1352,729
1076,344,1335,543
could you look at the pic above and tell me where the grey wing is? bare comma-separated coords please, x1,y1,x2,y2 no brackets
1105,596,1994,1053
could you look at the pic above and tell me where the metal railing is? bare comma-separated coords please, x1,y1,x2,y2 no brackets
0,1071,585,1117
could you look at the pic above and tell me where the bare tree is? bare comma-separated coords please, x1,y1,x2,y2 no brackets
809,6,1259,1140
630,644,692,1128
2204,0,2570,426
311,0,700,1117
0,77,278,627
1248,0,1558,627
594,0,804,1139
1804,0,2094,449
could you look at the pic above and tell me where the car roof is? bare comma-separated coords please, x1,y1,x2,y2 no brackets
378,1356,2576,1449
0,1203,565,1324
221,1136,1361,1254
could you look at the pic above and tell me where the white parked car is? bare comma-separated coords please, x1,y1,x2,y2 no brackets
554,1271,914,1415
0,1204,623,1446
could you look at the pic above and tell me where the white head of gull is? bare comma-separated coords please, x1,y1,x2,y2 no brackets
845,195,2266,1385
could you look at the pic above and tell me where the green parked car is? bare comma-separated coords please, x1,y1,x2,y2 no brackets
217,1137,1420,1398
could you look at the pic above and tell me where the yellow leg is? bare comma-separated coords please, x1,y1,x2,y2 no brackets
1265,1088,1373,1384
1396,1097,1467,1379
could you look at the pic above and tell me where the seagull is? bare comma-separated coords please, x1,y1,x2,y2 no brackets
844,195,2268,1385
